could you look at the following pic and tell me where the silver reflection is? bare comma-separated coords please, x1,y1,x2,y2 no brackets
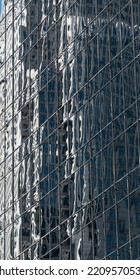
0,0,140,260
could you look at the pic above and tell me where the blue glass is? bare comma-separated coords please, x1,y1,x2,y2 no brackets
0,0,139,260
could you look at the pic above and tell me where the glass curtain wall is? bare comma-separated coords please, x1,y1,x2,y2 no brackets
0,0,139,259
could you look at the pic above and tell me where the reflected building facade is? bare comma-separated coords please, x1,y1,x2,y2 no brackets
0,0,140,259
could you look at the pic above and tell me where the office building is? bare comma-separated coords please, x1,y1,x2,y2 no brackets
0,0,140,259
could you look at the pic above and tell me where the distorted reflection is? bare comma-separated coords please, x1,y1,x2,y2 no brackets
0,0,139,259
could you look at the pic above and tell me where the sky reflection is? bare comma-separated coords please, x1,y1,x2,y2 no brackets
0,1,2,14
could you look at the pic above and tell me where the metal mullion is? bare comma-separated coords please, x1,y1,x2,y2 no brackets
118,0,129,260
81,0,88,260
25,0,32,260
36,0,41,261
107,0,119,260
54,1,61,260
19,0,23,259
86,0,94,259
3,0,7,261
46,30,51,260
96,0,105,260
127,0,136,260
11,0,15,259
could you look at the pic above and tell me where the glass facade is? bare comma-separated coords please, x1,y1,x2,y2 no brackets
0,0,139,260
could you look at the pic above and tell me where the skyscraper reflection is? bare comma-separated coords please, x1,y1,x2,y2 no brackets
0,0,139,259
